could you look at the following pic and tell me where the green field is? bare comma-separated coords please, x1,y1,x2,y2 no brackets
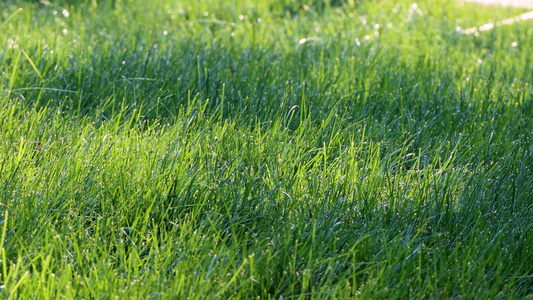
1,0,532,298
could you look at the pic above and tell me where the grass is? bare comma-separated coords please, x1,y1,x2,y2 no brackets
1,0,532,298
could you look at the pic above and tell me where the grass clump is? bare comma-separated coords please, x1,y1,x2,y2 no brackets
1,0,532,298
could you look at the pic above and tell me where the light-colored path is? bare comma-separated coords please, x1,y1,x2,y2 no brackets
465,0,533,8
461,0,533,34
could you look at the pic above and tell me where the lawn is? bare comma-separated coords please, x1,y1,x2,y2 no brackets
1,0,532,298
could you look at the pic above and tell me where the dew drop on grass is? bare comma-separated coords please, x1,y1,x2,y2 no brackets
8,39,18,49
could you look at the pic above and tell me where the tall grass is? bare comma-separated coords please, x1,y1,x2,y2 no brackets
1,0,532,298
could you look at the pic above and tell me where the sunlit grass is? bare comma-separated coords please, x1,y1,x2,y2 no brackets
1,0,532,298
